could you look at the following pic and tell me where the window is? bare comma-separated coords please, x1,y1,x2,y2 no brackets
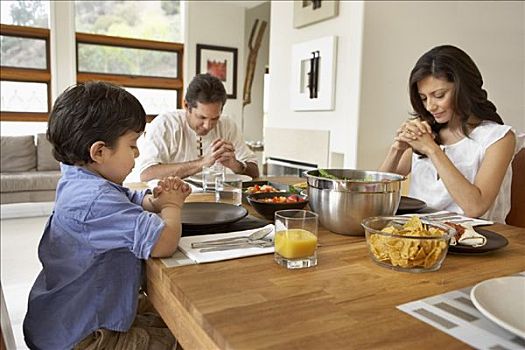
0,1,49,28
1,81,48,113
124,87,178,116
77,44,179,78
74,1,182,42
1,1,183,122
74,1,183,120
1,0,50,121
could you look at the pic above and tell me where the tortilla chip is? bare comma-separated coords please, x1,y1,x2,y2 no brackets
368,216,448,269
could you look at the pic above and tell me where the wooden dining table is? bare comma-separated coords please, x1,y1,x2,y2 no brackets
145,176,525,349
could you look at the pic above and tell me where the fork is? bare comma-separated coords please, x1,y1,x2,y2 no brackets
420,212,457,220
193,238,271,249
445,219,474,224
191,227,272,248
425,216,464,221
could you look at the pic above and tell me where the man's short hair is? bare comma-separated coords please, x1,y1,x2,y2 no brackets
47,81,146,165
185,74,227,110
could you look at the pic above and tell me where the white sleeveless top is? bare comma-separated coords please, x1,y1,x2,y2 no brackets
409,121,517,223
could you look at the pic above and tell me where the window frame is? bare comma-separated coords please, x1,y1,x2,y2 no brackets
76,32,184,122
0,23,51,122
1,23,183,123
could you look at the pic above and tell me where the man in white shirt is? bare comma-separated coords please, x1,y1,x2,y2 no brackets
139,74,259,181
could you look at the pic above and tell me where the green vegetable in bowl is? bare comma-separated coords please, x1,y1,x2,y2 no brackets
318,169,342,180
288,185,308,197
318,169,377,182
288,185,301,194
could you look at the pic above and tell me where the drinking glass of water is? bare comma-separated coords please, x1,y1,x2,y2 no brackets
202,164,224,192
215,174,243,206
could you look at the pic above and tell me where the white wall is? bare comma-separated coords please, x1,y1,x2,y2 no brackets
357,1,525,169
49,0,76,102
267,1,525,170
243,1,270,142
266,1,365,167
184,1,245,128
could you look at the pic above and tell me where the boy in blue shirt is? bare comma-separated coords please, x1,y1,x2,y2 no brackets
23,81,191,349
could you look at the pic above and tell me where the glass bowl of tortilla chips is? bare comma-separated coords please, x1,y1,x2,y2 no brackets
361,216,455,273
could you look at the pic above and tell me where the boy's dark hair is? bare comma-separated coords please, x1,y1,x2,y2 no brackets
47,81,146,165
184,74,227,110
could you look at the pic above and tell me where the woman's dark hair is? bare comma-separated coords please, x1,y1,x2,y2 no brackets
47,81,146,165
409,45,502,142
184,73,227,110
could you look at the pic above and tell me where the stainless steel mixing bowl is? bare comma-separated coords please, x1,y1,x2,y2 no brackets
305,169,406,235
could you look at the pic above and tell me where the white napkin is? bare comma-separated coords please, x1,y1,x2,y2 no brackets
176,224,275,264
160,250,197,268
403,211,494,226
450,223,487,247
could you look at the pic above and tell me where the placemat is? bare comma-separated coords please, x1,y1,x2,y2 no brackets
160,250,196,268
178,224,275,264
161,223,275,267
397,271,525,349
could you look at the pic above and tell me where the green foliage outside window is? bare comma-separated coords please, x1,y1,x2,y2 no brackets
75,1,181,42
75,1,182,77
2,0,49,28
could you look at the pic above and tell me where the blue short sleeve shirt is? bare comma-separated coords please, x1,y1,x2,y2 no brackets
23,165,165,350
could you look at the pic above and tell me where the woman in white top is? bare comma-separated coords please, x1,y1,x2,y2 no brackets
380,45,518,223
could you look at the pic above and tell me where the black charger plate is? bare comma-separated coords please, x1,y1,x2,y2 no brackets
396,196,426,214
181,202,248,228
182,215,270,236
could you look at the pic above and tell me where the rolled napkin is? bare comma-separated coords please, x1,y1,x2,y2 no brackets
177,224,275,264
448,223,487,247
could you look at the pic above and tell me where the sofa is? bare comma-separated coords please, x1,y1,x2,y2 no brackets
1,134,61,204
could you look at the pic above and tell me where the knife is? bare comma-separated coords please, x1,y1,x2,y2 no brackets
427,216,464,221
191,226,273,248
199,240,273,253
420,212,457,220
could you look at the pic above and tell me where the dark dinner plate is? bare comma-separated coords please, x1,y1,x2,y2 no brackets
182,214,270,236
396,196,426,214
181,202,248,227
448,228,508,254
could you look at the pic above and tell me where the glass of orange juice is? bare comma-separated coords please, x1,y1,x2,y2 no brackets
274,209,318,269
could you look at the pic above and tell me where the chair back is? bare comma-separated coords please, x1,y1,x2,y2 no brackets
506,148,525,227
1,284,16,350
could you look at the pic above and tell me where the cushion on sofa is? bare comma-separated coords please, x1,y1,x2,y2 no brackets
0,190,57,205
0,171,61,192
1,135,36,172
37,133,60,171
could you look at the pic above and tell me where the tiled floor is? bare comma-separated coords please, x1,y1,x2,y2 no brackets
1,203,52,349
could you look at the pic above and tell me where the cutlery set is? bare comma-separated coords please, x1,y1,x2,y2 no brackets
190,226,274,253
198,240,273,253
419,212,475,224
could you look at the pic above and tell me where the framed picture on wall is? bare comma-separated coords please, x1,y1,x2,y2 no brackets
293,0,339,28
196,44,238,99
290,36,337,111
